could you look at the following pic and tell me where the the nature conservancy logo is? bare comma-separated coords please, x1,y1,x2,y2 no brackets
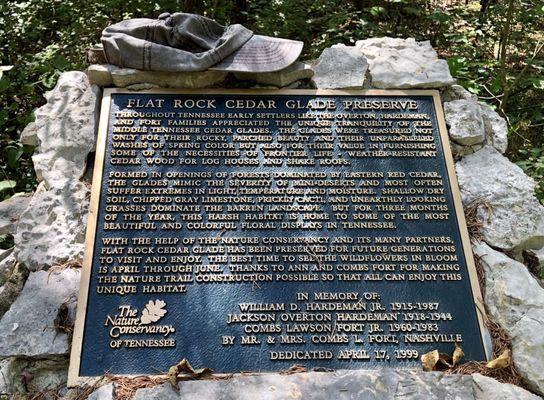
140,299,168,324
104,300,176,349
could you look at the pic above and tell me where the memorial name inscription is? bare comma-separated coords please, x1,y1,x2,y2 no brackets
69,89,488,384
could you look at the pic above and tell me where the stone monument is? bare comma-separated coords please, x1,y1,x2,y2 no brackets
0,15,543,400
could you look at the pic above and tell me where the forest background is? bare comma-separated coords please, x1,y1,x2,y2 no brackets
0,0,542,210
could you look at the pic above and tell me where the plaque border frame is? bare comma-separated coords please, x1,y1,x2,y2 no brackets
68,88,489,386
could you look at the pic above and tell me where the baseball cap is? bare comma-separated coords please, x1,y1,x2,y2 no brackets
101,13,303,73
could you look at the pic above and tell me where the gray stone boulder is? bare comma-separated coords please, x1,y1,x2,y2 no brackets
177,369,539,400
479,103,508,154
20,121,39,147
0,247,11,263
133,383,178,400
456,146,544,252
88,64,228,88
32,71,99,188
0,359,10,395
0,357,68,396
473,242,544,395
14,181,89,270
439,84,508,156
472,374,540,400
444,100,486,146
312,45,369,89
87,383,114,400
0,192,32,235
356,37,454,88
0,268,80,358
444,94,486,156
86,64,115,86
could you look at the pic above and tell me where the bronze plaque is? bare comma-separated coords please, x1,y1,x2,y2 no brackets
69,89,488,385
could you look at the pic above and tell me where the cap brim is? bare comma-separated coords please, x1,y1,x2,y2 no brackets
209,35,303,73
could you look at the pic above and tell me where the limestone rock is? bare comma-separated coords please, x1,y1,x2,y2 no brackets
235,62,314,87
0,247,11,263
0,359,9,395
479,102,508,154
473,243,544,394
312,45,368,89
14,181,89,270
0,193,32,235
32,71,100,187
0,357,68,396
133,383,178,400
472,374,540,400
441,84,478,102
110,67,227,88
0,260,28,318
456,146,544,251
87,383,114,400
178,369,538,399
0,268,80,358
87,64,114,86
444,100,486,146
20,121,39,147
179,370,473,399
125,83,160,91
356,37,454,88
478,244,544,325
440,87,507,156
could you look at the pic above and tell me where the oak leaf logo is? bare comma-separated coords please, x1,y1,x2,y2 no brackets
140,300,167,325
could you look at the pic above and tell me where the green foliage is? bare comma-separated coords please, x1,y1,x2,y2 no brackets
435,1,544,168
517,146,544,202
0,0,543,201
0,234,14,250
0,180,16,193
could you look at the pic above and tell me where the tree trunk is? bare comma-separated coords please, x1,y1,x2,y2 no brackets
479,0,497,24
232,0,248,24
499,0,516,113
